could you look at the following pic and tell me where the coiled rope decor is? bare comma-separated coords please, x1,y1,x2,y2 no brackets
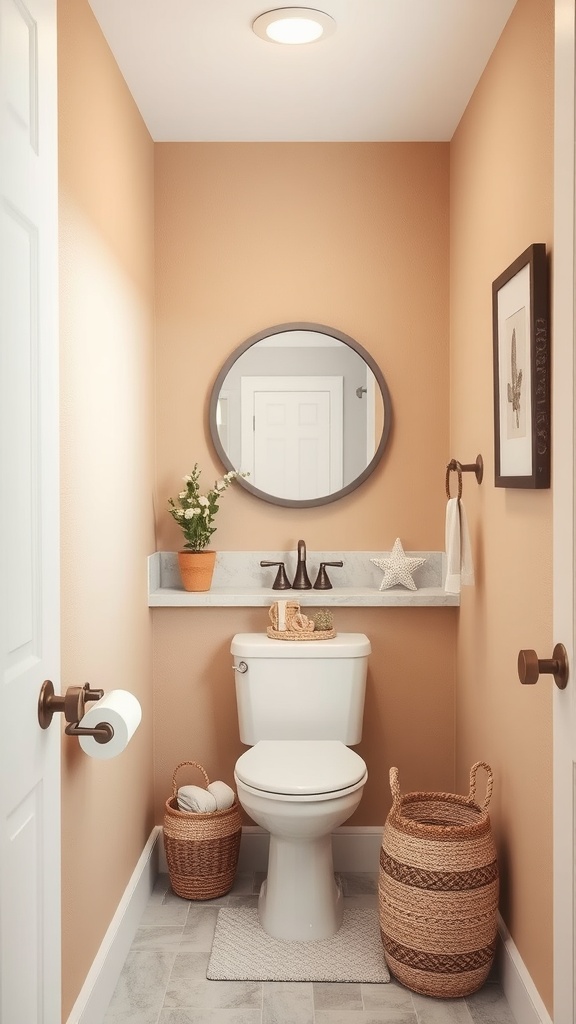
378,762,498,998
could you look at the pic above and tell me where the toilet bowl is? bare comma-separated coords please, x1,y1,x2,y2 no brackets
230,634,368,937
234,739,367,940
231,631,371,941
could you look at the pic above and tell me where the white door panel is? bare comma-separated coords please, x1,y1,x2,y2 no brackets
0,0,60,1021
553,1,576,1020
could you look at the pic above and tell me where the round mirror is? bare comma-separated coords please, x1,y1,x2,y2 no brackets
209,322,393,508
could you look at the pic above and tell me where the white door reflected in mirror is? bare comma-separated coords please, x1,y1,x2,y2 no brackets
209,323,392,508
239,375,343,500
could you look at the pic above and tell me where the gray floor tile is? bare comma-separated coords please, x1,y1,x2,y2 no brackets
103,950,175,1023
315,1011,417,1024
229,872,257,895
132,924,186,950
164,978,262,1010
167,951,211,992
362,980,415,1011
228,894,259,909
465,983,517,1023
410,991,473,1022
158,1011,262,1024
314,981,363,1010
340,872,378,896
262,980,314,1023
140,896,190,926
180,906,220,952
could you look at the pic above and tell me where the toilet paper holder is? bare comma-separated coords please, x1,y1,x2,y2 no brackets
38,680,114,744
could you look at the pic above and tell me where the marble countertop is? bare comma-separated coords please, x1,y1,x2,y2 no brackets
148,551,459,608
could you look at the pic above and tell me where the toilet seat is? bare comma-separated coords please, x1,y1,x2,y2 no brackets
234,739,367,797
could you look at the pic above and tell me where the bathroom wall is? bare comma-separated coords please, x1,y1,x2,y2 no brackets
450,0,554,1012
58,0,156,1017
153,143,457,826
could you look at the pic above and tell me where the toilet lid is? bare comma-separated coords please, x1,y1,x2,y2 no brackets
235,740,367,796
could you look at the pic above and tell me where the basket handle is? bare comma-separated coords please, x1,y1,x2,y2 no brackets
468,761,494,810
171,760,210,797
389,767,401,808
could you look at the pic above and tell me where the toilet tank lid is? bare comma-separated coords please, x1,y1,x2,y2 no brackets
231,633,371,658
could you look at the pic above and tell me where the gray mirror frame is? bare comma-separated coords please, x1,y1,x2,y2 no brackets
209,322,393,508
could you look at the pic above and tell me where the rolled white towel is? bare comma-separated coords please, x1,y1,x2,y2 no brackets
177,785,217,813
207,780,236,810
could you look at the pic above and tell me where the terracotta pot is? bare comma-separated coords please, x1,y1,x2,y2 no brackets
177,550,216,592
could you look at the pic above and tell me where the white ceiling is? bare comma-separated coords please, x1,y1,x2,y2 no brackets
87,1,518,143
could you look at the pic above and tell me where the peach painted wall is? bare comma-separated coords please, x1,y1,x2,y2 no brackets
450,0,554,1011
153,143,457,826
58,0,156,1017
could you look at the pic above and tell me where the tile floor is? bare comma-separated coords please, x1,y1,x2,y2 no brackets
103,872,518,1024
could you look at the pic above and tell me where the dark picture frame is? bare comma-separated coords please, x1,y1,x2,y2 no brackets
492,243,550,488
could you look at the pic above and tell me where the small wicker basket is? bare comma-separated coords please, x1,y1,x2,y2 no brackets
378,762,499,998
163,761,242,900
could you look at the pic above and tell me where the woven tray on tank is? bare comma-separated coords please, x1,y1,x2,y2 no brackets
266,627,336,640
378,762,499,999
163,760,242,900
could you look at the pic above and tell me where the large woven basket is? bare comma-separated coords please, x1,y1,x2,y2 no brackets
163,761,242,900
379,762,499,998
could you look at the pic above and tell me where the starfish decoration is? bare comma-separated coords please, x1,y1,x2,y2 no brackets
371,539,426,592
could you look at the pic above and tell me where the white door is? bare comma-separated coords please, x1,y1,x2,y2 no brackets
241,375,343,499
553,1,576,1020
0,0,61,1021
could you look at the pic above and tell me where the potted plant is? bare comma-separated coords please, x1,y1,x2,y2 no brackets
168,464,245,591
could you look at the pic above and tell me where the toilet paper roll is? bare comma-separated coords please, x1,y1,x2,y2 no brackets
78,689,142,760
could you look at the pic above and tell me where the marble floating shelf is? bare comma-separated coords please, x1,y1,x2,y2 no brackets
148,552,459,608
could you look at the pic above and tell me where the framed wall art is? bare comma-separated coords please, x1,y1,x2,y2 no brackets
492,243,550,488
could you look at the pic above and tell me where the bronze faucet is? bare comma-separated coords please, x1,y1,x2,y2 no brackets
291,539,312,589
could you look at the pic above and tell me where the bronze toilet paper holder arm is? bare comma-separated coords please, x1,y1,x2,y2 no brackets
38,680,114,743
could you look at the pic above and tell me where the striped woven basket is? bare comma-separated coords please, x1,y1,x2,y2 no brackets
164,761,242,900
378,762,498,998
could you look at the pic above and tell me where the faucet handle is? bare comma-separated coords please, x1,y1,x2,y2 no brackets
260,561,292,590
313,561,344,590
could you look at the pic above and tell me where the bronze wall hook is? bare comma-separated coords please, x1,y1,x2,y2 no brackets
445,455,483,499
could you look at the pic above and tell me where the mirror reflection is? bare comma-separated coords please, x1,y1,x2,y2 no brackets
209,323,392,508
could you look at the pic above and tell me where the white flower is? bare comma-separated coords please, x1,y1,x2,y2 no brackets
203,507,210,517
215,479,226,491
178,491,187,499
198,495,209,507
183,475,192,483
184,508,195,519
192,507,201,516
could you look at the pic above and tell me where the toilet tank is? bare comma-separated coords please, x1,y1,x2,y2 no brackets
231,632,371,745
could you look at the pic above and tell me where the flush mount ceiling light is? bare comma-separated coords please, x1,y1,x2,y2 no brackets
252,8,336,45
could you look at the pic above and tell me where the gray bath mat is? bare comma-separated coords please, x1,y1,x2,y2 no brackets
207,907,390,983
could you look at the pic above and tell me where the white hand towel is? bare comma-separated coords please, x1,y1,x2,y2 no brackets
207,781,236,810
444,498,475,594
177,785,217,813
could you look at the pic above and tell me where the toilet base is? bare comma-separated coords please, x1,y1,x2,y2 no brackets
258,833,343,941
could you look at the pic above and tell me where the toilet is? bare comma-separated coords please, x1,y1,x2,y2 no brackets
231,631,371,941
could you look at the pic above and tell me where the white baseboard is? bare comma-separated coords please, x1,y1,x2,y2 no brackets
497,913,552,1024
65,826,161,1024
157,825,384,875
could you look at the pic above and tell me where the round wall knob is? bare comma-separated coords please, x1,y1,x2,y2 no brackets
517,643,569,689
